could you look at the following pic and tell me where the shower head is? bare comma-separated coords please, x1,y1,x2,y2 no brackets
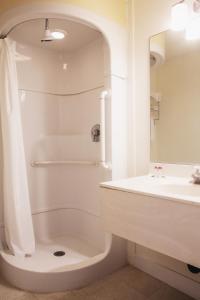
41,19,53,42
41,19,66,42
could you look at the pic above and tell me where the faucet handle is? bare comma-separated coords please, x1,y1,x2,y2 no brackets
153,164,164,178
193,166,200,174
191,166,200,184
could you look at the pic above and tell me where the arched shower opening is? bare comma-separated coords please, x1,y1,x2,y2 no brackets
0,4,127,293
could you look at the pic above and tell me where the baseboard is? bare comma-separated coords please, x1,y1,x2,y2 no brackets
131,256,200,300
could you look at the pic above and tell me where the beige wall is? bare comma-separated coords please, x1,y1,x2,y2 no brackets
131,0,172,176
129,0,200,292
0,0,127,26
151,48,200,164
150,67,158,161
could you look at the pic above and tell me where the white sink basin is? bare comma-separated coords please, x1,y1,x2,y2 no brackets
101,175,200,206
100,175,200,268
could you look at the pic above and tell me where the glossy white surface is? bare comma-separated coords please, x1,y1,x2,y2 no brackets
16,34,106,219
101,175,200,268
0,15,127,292
101,175,200,206
1,209,109,272
0,3,128,181
0,208,126,292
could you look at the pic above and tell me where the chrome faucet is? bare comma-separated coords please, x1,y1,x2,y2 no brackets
91,124,100,142
191,166,200,184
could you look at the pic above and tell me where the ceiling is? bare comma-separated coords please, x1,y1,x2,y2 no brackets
10,18,102,52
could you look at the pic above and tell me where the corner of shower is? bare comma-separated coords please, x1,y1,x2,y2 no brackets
0,14,127,292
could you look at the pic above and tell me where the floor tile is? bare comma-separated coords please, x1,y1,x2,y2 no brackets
81,266,140,295
62,292,88,300
16,293,38,300
35,290,90,300
0,278,25,300
34,292,66,300
122,268,163,297
0,266,195,300
84,282,147,300
149,285,194,300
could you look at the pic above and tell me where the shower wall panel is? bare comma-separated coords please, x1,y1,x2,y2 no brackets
61,37,104,94
16,37,106,217
17,45,67,94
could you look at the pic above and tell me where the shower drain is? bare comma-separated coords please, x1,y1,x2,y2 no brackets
53,251,66,257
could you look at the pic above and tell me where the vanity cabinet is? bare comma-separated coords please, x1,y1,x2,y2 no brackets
101,177,200,268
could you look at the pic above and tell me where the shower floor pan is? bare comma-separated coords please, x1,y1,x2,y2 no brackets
0,209,126,292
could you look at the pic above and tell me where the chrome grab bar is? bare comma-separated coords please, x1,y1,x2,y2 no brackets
100,90,109,169
31,160,111,169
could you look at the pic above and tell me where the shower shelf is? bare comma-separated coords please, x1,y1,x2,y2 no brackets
31,160,109,168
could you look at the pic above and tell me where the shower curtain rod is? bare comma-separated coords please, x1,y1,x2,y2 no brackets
19,85,104,97
0,19,46,39
0,35,7,39
0,24,26,39
0,30,13,39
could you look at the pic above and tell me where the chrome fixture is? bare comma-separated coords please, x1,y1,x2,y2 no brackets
191,166,200,184
0,18,67,40
41,19,53,42
31,160,111,170
91,124,100,142
41,19,66,42
150,93,161,122
31,160,102,167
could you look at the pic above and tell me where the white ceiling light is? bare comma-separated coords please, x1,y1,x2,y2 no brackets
171,1,189,31
171,0,200,40
186,15,200,39
193,0,200,13
185,0,200,39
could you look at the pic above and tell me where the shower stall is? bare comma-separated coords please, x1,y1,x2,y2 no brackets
0,17,126,292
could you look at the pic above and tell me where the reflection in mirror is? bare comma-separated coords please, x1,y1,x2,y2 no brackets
150,30,200,164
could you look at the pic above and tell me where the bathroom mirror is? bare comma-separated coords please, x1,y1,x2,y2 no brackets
150,30,200,164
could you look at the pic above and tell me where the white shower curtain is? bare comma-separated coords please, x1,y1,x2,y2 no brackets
0,38,35,256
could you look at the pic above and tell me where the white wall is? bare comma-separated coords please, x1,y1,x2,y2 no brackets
131,0,173,176
129,0,200,298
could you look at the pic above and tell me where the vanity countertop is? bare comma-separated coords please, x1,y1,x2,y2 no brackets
100,175,200,207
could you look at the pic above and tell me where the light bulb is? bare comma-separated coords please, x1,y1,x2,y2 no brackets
186,16,200,39
171,1,189,31
193,0,200,13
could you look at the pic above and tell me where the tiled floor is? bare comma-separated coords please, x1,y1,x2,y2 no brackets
0,266,195,300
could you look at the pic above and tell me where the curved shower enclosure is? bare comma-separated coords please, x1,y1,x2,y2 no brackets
0,18,126,292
